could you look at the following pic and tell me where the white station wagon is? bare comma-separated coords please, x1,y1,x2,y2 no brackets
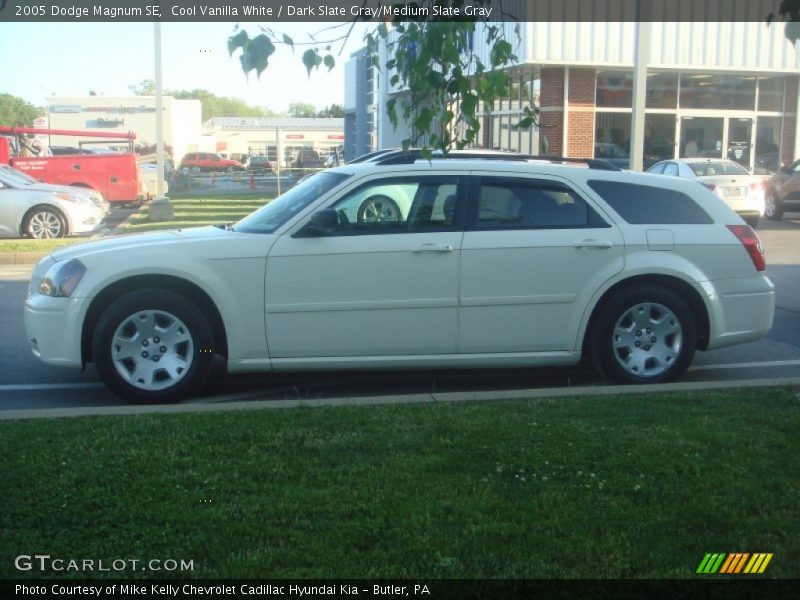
24,152,775,403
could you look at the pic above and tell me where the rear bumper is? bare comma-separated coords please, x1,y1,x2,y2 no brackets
704,275,775,350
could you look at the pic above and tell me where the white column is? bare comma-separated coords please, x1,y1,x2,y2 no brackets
630,19,650,172
794,80,800,162
154,23,165,197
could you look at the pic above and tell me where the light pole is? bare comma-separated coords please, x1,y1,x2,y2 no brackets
629,2,650,172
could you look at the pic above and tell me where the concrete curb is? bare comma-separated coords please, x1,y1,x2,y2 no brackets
2,377,799,421
0,252,47,265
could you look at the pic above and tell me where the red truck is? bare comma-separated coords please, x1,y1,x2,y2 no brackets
0,126,142,204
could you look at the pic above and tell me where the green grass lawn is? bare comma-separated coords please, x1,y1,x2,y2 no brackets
1,389,798,579
2,198,269,253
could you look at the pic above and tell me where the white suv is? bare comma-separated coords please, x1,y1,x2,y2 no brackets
24,151,775,403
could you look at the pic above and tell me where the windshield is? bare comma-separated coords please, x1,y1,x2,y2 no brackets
688,161,749,176
235,171,351,234
0,165,37,186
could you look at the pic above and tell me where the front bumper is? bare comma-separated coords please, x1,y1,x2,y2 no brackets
68,205,107,235
24,293,87,368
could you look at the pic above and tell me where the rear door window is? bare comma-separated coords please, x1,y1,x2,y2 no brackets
587,180,713,224
470,177,608,230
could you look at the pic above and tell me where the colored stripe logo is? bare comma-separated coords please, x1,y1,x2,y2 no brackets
697,553,773,574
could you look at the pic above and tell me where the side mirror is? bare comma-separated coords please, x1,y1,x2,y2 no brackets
298,208,338,237
781,165,791,174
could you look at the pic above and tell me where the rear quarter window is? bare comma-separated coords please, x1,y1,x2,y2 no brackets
587,180,713,224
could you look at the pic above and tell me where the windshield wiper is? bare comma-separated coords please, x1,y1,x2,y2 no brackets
214,222,235,231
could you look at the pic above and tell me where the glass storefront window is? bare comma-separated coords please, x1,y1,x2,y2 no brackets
644,114,676,167
680,117,723,158
758,77,785,112
755,116,782,174
596,71,633,108
679,74,755,110
595,113,631,166
646,73,678,109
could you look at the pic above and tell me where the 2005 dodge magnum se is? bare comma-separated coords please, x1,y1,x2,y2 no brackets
25,152,775,404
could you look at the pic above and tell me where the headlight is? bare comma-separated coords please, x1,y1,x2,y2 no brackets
39,259,86,297
54,192,94,206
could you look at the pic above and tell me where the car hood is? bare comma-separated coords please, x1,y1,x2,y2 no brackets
50,226,246,262
27,182,107,208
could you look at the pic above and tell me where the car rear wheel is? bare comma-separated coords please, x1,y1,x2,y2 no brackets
93,289,215,404
765,192,784,220
590,285,697,384
22,206,67,239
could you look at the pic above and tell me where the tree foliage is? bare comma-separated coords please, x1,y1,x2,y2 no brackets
767,0,800,44
0,93,42,127
228,1,536,155
129,80,272,121
288,102,317,118
318,103,345,118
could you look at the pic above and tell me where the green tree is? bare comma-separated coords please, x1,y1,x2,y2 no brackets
288,102,317,118
317,103,344,118
128,83,268,121
768,0,800,44
128,79,156,95
0,93,42,127
228,2,537,156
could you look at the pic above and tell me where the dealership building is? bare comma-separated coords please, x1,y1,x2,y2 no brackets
204,117,345,166
349,20,800,172
45,95,203,160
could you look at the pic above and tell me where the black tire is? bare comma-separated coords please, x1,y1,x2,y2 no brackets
590,285,697,384
357,195,401,223
764,190,784,221
92,289,215,404
22,205,67,239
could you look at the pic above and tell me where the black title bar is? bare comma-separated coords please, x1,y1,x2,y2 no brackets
0,1,791,23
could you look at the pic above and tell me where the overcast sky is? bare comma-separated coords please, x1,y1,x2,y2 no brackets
0,21,371,110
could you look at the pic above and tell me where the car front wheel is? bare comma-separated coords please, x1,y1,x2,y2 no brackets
764,191,784,220
591,285,697,384
92,289,215,404
23,206,67,239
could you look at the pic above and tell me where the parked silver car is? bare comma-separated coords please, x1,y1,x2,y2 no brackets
0,166,108,238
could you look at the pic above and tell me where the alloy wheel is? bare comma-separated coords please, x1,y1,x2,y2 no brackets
611,302,683,378
110,309,194,391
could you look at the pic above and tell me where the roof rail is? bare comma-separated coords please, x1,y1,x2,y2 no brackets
372,149,621,171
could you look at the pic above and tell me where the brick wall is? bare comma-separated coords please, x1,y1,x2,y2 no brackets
566,68,596,157
540,67,565,155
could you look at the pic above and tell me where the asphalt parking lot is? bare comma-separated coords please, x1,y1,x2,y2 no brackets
1,214,799,411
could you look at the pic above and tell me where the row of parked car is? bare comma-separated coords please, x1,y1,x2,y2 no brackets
178,149,335,173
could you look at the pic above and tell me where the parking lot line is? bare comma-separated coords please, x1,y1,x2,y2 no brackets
0,383,105,391
689,359,800,371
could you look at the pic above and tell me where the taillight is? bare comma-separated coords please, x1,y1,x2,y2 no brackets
748,181,761,191
703,183,716,191
727,225,766,271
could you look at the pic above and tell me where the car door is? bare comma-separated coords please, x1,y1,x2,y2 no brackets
265,173,466,359
459,173,625,353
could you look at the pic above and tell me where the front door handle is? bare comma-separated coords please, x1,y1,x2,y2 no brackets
573,239,612,249
413,243,454,253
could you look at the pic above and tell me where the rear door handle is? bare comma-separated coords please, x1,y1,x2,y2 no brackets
573,239,613,249
413,243,454,253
